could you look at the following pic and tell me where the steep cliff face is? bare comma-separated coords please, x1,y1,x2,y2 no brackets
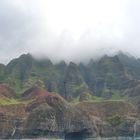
63,62,90,100
0,84,16,99
0,84,19,106
24,93,137,138
25,93,69,136
85,55,133,97
1,53,140,138
75,101,136,119
0,89,138,139
21,85,52,100
1,53,140,100
124,82,140,114
3,54,61,94
0,104,27,139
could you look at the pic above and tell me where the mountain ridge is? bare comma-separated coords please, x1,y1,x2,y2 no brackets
1,51,140,101
0,54,140,138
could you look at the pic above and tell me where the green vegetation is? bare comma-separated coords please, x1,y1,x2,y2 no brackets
0,98,35,106
106,115,125,127
0,52,140,101
0,98,21,105
71,96,80,104
90,95,104,102
71,94,103,104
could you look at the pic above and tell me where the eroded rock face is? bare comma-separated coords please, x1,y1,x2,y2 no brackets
24,94,138,138
0,84,16,99
25,94,100,138
0,104,27,139
21,85,52,100
124,82,140,114
0,93,139,139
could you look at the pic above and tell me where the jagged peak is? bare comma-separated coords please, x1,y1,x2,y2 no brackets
66,62,79,73
0,84,16,99
117,51,136,60
69,61,77,66
55,60,67,66
20,53,32,58
7,53,34,66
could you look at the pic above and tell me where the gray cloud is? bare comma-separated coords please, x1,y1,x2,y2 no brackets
0,0,43,63
0,0,140,64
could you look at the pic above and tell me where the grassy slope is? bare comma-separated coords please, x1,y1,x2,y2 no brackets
0,98,34,106
0,98,20,105
71,94,127,104
0,94,127,106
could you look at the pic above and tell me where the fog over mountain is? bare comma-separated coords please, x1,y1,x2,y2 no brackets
0,0,140,63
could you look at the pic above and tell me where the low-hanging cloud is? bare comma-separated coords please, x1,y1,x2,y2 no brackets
0,0,140,64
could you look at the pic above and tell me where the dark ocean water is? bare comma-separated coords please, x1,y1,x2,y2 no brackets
18,138,140,140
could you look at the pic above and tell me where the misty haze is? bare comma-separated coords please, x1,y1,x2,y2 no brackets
1,0,140,140
0,0,140,63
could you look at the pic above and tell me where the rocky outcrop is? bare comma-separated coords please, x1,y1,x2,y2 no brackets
0,84,16,99
21,85,52,100
2,52,140,100
2,53,140,139
0,104,27,139
123,82,140,114
24,94,137,138
63,62,90,100
0,87,139,139
25,93,100,138
75,101,137,137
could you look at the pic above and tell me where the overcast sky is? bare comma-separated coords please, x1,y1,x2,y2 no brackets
0,0,140,63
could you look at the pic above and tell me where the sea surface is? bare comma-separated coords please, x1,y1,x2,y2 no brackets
16,137,140,140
